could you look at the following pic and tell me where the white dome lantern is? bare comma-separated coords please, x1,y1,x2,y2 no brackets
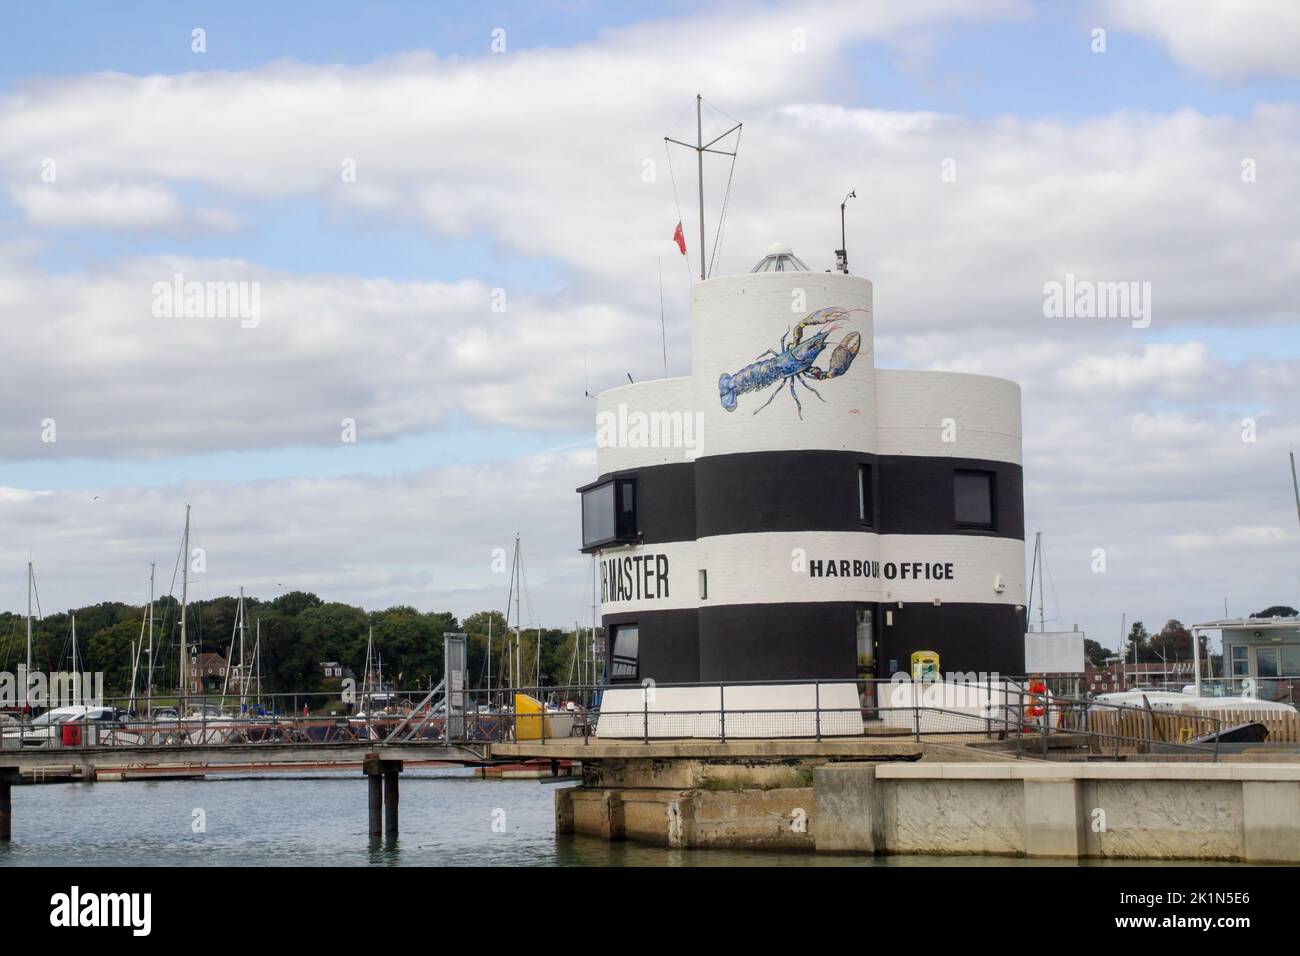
750,242,809,273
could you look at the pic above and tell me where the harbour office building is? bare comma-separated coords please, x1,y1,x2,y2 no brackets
580,245,1027,732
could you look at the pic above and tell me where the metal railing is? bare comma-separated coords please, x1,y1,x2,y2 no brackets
0,678,1250,760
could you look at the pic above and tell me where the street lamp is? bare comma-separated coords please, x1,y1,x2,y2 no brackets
836,189,856,274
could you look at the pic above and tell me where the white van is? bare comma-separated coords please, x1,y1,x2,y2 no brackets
0,705,120,749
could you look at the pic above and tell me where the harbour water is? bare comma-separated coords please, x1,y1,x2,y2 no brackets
0,768,1199,867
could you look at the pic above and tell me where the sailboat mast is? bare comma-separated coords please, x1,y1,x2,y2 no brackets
70,611,78,704
238,586,247,709
364,625,374,707
514,536,522,691
1029,530,1046,633
179,504,190,713
254,618,261,708
24,561,32,711
147,562,155,711
1290,451,1300,529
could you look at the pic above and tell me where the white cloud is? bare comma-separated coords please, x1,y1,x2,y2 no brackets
1104,0,1300,79
10,183,237,232
0,253,644,459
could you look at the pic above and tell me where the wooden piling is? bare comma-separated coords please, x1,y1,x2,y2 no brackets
362,753,403,837
368,772,383,836
0,769,18,842
383,770,400,836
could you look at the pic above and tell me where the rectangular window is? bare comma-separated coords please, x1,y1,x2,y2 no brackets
1257,647,1280,679
1282,645,1300,677
610,624,639,681
858,464,873,526
855,608,873,672
954,469,996,530
580,478,637,551
698,569,708,600
1230,645,1249,677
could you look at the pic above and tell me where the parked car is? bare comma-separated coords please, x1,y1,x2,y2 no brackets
1,705,122,749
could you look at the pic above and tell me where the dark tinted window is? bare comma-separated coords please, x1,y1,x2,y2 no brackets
954,470,995,529
581,479,637,550
610,624,639,681
858,464,873,526
616,480,637,540
581,482,614,548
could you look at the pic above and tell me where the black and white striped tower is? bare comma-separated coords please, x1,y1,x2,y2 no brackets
580,243,1026,731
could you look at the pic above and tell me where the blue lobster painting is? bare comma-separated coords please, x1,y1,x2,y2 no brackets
718,307,864,419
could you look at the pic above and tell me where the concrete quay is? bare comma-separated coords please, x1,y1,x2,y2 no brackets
556,760,1300,863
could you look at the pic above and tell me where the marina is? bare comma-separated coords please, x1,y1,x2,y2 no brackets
1,2,1297,939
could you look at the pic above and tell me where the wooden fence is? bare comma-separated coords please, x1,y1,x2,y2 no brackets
1083,706,1300,750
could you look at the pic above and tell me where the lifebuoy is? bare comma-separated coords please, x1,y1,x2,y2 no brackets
1025,680,1047,719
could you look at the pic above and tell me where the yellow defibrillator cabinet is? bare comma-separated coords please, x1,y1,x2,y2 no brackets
910,650,940,682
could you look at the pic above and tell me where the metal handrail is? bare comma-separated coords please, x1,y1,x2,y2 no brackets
0,679,1251,759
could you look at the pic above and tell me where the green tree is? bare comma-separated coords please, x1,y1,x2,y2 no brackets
1150,619,1193,662
1083,638,1111,668
1123,621,1151,664
1253,605,1298,618
86,619,142,698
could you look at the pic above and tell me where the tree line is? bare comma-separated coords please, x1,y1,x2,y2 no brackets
0,591,602,699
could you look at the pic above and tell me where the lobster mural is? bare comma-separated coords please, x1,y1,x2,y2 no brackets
718,307,865,419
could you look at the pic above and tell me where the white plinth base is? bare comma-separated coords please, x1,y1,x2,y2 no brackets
595,683,863,739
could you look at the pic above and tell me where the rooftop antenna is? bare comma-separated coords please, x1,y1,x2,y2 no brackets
666,94,741,281
837,189,856,274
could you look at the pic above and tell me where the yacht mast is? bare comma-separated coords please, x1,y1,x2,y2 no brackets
24,561,33,711
238,586,247,709
1290,451,1300,529
514,536,522,691
253,618,262,708
179,504,191,714
146,563,155,713
70,611,79,705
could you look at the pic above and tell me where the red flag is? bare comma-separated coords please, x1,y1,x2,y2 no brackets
672,222,687,255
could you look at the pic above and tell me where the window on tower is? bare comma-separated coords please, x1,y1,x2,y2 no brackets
580,477,638,551
610,624,640,681
953,469,996,530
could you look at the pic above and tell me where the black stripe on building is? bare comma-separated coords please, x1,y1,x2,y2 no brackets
586,450,1023,545
605,601,1027,685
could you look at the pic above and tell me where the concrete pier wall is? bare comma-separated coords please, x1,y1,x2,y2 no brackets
561,785,814,849
558,762,1300,862
815,762,1300,862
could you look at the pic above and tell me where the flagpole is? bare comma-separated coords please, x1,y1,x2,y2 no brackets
696,94,705,281
665,94,741,285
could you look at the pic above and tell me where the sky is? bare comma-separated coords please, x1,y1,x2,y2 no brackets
1,0,1298,655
